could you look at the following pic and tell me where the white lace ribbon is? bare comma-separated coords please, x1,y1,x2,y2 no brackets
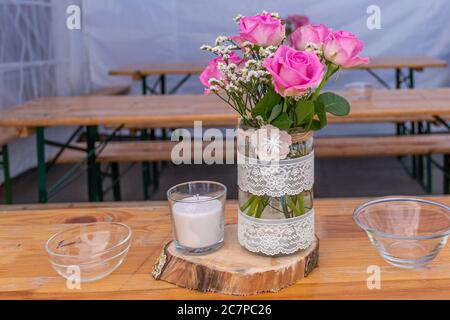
237,151,314,197
238,209,315,256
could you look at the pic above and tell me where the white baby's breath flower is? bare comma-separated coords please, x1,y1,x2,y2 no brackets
209,85,221,93
305,43,322,55
225,84,241,92
234,14,244,23
208,78,221,86
241,41,254,47
227,63,237,71
293,89,312,101
215,36,229,45
200,45,213,51
271,12,280,19
217,62,227,73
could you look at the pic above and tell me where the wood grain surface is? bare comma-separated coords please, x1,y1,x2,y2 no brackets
1,88,450,128
1,197,450,299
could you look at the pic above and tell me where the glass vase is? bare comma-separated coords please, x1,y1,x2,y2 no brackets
237,123,315,256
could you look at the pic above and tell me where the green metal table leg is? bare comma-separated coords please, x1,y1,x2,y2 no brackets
86,126,103,202
408,68,415,89
110,163,122,201
36,127,48,203
426,155,432,194
410,122,418,179
150,129,160,189
417,122,424,182
1,145,12,204
160,74,166,95
395,68,401,89
141,129,151,200
141,76,148,95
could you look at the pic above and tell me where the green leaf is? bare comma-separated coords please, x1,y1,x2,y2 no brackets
317,92,350,116
271,113,293,130
267,103,282,123
252,88,282,120
310,101,327,130
294,100,315,127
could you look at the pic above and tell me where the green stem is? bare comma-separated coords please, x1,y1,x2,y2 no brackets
256,196,270,218
286,196,302,217
255,201,264,218
240,195,256,212
282,97,288,113
247,196,259,216
311,64,340,101
280,196,291,218
297,194,306,215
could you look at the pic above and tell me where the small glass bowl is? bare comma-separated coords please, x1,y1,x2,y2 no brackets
45,222,132,282
345,82,375,100
353,197,450,269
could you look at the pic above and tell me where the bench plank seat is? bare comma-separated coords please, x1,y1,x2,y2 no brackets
54,134,450,164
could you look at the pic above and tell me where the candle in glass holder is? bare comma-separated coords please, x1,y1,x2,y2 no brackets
167,181,227,255
172,195,223,248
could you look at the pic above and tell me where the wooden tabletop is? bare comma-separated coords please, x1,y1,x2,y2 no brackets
352,56,447,70
0,88,450,129
1,197,450,299
108,56,447,78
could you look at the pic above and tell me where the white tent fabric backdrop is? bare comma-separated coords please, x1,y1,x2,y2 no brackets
84,0,450,91
0,0,90,182
1,0,450,182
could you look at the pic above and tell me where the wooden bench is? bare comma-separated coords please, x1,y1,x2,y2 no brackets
315,134,450,158
55,134,450,163
53,134,450,196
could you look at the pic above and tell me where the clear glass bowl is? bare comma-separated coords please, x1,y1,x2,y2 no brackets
45,222,132,282
353,197,450,269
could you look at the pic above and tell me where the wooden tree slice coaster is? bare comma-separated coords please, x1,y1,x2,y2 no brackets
152,224,319,296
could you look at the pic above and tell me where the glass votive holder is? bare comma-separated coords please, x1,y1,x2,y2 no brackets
345,82,375,100
167,181,227,255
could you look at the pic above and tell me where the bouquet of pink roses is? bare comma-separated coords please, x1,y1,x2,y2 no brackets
200,11,369,133
200,12,369,222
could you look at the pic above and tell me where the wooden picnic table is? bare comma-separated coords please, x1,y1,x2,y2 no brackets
1,197,450,299
2,88,450,129
1,88,450,204
109,56,448,94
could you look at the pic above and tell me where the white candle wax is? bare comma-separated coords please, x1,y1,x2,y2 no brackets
172,196,223,248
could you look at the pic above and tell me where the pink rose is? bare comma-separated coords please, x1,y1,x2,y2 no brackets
290,24,332,51
238,13,285,47
199,52,243,94
286,15,310,30
324,30,370,68
264,45,324,97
